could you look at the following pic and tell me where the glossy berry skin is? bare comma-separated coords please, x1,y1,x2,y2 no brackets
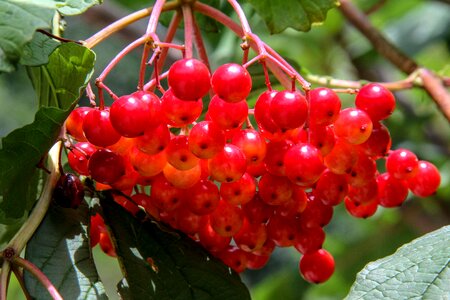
88,149,125,185
211,63,252,102
254,90,281,137
386,148,419,179
208,95,248,129
68,142,97,176
231,129,267,165
270,90,308,131
377,172,409,207
344,197,378,219
234,218,267,252
220,172,256,205
198,217,231,252
166,135,199,170
135,91,164,127
136,123,170,155
187,179,220,215
210,200,244,237
284,143,325,186
334,108,373,145
294,226,325,254
355,83,395,121
188,121,226,159
161,89,203,127
407,161,441,197
110,93,152,137
309,87,341,126
258,173,293,206
82,108,121,147
208,144,247,183
299,249,335,284
359,121,391,158
66,107,92,141
168,58,211,101
53,173,84,209
313,169,348,206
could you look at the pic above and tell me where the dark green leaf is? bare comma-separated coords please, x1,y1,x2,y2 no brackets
0,1,53,72
24,201,107,299
346,226,450,299
0,43,95,221
20,33,60,66
246,0,339,33
101,198,251,300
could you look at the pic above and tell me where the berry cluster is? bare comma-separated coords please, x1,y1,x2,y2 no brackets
65,57,440,284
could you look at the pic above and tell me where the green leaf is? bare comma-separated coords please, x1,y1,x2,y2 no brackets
20,33,60,66
24,201,107,299
27,42,95,109
101,198,251,300
0,43,95,221
246,0,339,33
55,0,102,16
0,1,54,72
346,226,450,299
0,0,99,73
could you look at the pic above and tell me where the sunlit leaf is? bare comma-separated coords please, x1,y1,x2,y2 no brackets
346,225,450,299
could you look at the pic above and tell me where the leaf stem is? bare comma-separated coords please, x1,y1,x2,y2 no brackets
13,257,63,300
11,266,32,300
7,142,62,255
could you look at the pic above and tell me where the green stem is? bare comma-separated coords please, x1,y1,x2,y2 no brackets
7,142,62,255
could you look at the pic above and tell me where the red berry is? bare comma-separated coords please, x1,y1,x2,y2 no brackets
210,200,244,237
66,107,92,141
377,172,409,207
334,108,373,145
68,142,96,176
386,148,419,179
161,89,203,126
110,93,152,137
270,90,308,131
82,108,121,147
309,87,341,126
188,121,226,159
211,63,252,102
355,83,395,121
407,161,441,197
208,95,248,129
88,149,125,184
284,143,324,186
299,249,335,283
208,144,247,183
168,58,211,101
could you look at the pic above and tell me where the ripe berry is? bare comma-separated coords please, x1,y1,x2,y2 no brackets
110,93,152,137
163,162,201,189
269,90,308,131
284,143,324,186
168,58,211,101
129,146,167,177
210,200,244,237
66,106,92,141
377,172,409,207
161,89,203,126
344,197,378,219
358,121,391,158
82,108,121,147
68,142,96,176
186,179,220,215
166,135,200,170
188,121,226,159
407,161,441,197
88,149,125,184
294,226,325,254
299,249,335,283
309,87,341,125
254,90,281,138
208,144,246,183
208,95,248,129
136,123,170,155
334,108,373,145
234,218,267,252
258,173,293,206
198,217,231,252
355,83,395,121
313,169,348,206
386,148,419,179
220,172,256,205
211,63,252,102
231,129,267,165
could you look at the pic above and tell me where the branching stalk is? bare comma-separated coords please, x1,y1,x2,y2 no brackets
13,257,63,300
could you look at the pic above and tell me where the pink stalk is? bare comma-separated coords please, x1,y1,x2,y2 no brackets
14,257,63,300
182,4,195,59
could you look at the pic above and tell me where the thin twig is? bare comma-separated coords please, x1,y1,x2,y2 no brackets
11,266,33,300
339,0,418,74
420,69,450,122
0,260,11,300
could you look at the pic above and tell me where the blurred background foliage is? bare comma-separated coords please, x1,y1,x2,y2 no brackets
1,0,449,299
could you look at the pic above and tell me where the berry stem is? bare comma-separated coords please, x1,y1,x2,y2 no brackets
192,10,211,71
138,42,152,91
97,36,147,83
155,11,183,77
84,1,179,49
7,142,62,256
182,3,195,59
146,0,166,35
11,266,32,300
13,257,63,300
194,2,310,90
0,260,11,300
85,83,96,106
